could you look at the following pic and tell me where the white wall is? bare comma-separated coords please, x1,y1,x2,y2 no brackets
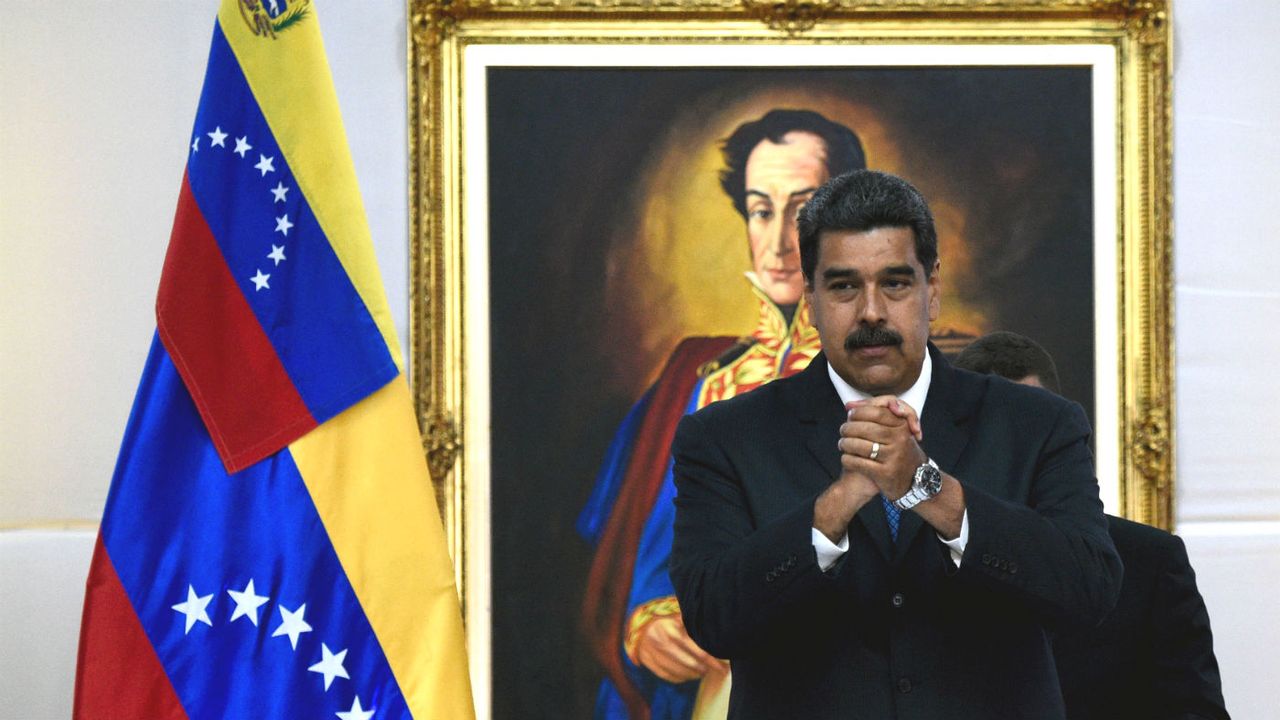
1172,2,1280,717
2,1,1278,718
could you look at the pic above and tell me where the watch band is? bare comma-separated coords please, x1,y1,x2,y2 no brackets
894,485,927,511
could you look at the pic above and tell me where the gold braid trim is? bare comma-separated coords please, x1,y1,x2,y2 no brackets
623,595,683,665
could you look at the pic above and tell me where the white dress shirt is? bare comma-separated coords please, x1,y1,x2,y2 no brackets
811,351,970,569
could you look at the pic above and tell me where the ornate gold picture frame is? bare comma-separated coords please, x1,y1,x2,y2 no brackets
408,1,1171,716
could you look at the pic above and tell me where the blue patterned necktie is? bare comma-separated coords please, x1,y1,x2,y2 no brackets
881,495,901,542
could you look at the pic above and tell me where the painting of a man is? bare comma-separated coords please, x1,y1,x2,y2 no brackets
578,109,867,720
483,66,1095,719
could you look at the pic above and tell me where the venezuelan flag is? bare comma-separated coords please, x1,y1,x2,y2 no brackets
73,2,474,718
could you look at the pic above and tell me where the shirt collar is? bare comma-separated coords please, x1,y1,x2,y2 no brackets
826,347,932,420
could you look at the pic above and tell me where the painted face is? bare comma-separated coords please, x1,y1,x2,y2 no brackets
806,226,940,396
743,131,830,306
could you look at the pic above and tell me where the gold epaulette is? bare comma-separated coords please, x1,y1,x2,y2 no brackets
697,337,757,378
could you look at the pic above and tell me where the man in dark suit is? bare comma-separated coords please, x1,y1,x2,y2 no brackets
954,331,1230,720
668,170,1123,719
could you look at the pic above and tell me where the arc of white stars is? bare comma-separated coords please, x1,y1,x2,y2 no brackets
254,154,276,177
336,696,375,720
307,643,350,691
271,181,289,203
268,245,286,266
171,584,214,634
275,214,293,236
233,136,252,158
226,579,270,626
207,126,228,148
251,269,271,291
271,603,312,650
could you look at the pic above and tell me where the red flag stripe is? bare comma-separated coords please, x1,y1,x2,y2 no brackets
74,535,188,720
156,172,316,472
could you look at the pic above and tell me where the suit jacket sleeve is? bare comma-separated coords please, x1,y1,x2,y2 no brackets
668,411,838,659
953,399,1123,630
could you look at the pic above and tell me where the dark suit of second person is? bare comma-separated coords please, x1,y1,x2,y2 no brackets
950,331,1230,720
1055,515,1229,720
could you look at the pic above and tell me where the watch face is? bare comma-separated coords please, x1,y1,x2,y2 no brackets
920,464,943,496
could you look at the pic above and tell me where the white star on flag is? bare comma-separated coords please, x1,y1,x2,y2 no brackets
191,137,200,153
254,154,276,177
307,643,350,691
336,696,375,720
272,603,313,650
271,181,289,203
207,126,228,148
275,214,293,236
251,269,271,291
171,584,214,634
268,245,286,266
233,136,252,158
226,579,270,626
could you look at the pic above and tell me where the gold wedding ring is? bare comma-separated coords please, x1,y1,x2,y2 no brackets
870,441,881,461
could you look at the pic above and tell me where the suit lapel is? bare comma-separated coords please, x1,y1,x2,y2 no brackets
857,493,894,563
893,502,925,562
918,345,977,474
801,409,843,485
894,345,974,561
793,355,894,563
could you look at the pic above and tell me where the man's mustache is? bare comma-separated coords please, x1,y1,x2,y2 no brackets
844,325,903,351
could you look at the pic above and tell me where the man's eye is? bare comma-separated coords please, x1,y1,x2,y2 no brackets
749,208,774,221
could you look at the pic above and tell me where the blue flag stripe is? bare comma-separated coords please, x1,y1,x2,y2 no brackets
185,23,396,424
101,336,410,720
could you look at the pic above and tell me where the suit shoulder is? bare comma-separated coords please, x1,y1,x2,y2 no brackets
951,367,1087,437
1106,514,1186,562
970,368,1074,412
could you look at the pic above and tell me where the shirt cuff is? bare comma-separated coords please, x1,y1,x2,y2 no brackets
938,509,969,567
812,527,849,571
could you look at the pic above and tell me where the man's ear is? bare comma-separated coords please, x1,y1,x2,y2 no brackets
928,260,941,321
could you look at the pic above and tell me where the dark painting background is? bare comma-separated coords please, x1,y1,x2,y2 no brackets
486,66,1093,719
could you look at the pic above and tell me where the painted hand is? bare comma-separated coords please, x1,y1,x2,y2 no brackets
633,616,727,683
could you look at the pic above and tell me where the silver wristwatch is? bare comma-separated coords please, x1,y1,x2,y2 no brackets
893,458,942,511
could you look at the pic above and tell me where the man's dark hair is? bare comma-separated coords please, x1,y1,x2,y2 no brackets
953,331,1062,394
797,169,938,282
719,109,867,219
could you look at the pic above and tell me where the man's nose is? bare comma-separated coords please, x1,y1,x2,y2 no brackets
858,289,886,324
773,212,793,254
769,215,797,256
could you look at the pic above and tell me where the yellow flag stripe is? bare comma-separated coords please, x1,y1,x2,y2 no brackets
216,1,404,369
290,377,475,719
